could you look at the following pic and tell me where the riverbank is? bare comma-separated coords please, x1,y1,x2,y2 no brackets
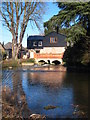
2,86,31,119
2,85,47,119
2,59,90,73
66,65,90,73
2,59,63,69
2,59,35,68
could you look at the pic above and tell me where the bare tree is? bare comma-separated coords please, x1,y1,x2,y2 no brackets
0,2,45,59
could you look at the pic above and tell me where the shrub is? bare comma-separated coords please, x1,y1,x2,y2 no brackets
2,59,19,68
2,52,7,60
22,58,35,63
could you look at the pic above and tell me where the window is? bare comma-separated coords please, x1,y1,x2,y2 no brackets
38,41,42,46
50,37,57,43
33,41,37,46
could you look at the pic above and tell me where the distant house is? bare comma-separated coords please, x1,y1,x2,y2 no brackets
27,31,67,64
19,45,28,59
4,42,28,59
0,42,5,53
4,42,12,59
0,42,7,59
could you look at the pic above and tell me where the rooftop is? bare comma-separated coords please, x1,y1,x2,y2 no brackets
4,42,12,50
27,35,44,41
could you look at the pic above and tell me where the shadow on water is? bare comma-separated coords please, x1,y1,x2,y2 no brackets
2,65,88,119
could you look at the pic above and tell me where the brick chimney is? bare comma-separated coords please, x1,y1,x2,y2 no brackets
56,25,59,34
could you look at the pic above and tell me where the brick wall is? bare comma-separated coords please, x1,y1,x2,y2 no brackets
40,47,65,54
34,47,65,59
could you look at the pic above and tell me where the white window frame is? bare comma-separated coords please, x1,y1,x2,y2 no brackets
33,41,37,46
38,41,42,46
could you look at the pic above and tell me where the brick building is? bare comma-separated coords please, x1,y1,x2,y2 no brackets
27,31,67,64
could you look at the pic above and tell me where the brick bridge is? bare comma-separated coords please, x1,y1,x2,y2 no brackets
34,53,64,64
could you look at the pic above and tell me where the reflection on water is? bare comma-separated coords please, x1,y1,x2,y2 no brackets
2,65,88,118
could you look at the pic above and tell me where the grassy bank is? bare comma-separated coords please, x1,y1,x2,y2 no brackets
2,58,35,68
2,59,21,68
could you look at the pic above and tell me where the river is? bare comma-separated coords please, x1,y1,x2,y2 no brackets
2,65,88,119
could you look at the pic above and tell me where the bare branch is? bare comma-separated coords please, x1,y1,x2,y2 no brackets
0,1,45,59
0,9,11,32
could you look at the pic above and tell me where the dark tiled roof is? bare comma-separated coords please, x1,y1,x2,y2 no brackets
27,35,44,40
43,31,67,47
27,32,67,49
4,42,12,50
4,42,27,51
46,31,67,37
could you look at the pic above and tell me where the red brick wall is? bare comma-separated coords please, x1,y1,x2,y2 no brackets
34,53,64,59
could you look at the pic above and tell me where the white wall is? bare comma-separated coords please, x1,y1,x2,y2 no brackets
40,47,65,54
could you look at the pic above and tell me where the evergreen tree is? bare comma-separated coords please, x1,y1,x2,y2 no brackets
44,2,90,36
44,2,90,66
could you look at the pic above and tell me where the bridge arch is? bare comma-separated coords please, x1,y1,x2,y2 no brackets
52,60,61,65
35,58,63,65
38,60,46,63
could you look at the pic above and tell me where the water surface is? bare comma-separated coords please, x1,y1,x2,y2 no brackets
2,65,88,118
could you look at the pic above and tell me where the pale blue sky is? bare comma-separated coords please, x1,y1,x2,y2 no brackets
0,2,60,47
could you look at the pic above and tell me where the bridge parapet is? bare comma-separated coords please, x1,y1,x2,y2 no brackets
35,58,63,64
34,53,63,59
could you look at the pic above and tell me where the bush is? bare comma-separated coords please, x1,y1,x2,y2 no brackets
63,36,90,67
2,52,7,60
21,58,35,63
2,59,19,68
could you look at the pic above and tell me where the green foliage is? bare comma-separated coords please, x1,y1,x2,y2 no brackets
2,60,19,68
2,59,35,68
63,36,90,66
21,58,35,63
67,24,87,45
44,2,90,67
44,2,90,35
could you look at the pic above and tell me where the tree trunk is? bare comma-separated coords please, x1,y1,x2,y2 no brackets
12,38,19,60
87,15,90,36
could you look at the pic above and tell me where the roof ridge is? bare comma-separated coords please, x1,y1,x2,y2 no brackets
45,31,66,37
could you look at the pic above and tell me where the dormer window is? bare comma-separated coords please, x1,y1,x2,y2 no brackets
33,41,37,46
38,41,42,46
50,37,57,43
